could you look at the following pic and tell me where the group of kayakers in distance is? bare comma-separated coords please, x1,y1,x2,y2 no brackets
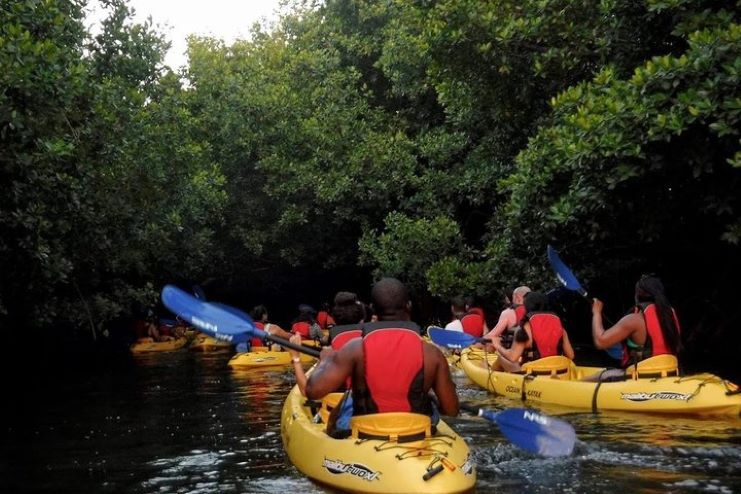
439,275,681,381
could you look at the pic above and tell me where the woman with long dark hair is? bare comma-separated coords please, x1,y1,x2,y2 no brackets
591,275,681,368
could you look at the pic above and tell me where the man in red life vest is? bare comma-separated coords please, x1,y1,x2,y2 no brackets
304,278,459,422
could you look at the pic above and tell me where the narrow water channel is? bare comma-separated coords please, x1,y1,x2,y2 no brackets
3,350,740,493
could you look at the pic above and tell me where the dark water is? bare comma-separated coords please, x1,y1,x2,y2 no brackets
3,350,740,494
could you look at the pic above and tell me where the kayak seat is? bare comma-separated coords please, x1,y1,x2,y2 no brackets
351,413,431,443
626,354,679,379
521,356,574,379
318,393,345,424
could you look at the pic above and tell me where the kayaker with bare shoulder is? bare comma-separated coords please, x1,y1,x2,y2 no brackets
587,275,681,381
304,277,459,428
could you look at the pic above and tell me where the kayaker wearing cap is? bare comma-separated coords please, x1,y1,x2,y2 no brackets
590,275,681,375
304,277,459,424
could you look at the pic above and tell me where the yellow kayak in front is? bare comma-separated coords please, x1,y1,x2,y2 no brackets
461,350,741,416
130,337,189,354
189,333,233,352
280,385,476,494
227,348,315,368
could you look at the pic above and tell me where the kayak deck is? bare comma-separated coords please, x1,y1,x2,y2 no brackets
461,350,741,416
280,385,476,494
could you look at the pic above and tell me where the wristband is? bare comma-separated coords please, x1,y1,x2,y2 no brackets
292,357,301,364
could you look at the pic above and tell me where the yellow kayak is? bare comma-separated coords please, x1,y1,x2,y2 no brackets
189,333,233,352
130,337,189,353
461,350,741,416
280,385,476,494
227,347,315,368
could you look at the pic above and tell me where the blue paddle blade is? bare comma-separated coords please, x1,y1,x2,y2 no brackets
486,408,576,457
161,285,257,341
428,327,482,349
547,245,587,296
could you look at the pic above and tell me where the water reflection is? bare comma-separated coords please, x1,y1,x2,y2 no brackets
2,351,739,494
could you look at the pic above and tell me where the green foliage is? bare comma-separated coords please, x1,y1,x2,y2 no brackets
358,213,464,291
0,0,225,331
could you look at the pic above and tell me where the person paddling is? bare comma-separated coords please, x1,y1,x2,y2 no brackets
585,275,681,381
483,285,531,349
289,291,365,395
304,278,459,433
489,291,575,373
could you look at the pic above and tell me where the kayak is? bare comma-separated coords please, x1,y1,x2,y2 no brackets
461,350,741,416
189,333,233,352
227,347,315,368
130,337,189,353
280,384,476,494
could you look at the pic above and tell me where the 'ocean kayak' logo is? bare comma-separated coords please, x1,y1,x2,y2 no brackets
621,391,692,402
323,458,380,481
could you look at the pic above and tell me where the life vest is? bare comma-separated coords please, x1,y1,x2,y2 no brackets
353,321,431,417
317,311,335,329
252,322,267,347
527,312,565,360
329,324,361,350
622,303,680,367
330,324,362,390
291,321,311,338
460,309,485,338
513,304,526,325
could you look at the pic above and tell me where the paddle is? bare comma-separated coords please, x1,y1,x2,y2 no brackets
460,403,575,457
546,245,623,360
161,285,320,357
427,326,490,349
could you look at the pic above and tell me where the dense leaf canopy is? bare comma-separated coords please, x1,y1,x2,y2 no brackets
1,0,739,374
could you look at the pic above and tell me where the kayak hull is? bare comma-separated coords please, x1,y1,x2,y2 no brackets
189,334,233,352
130,337,189,353
280,385,476,494
461,350,741,416
227,350,315,368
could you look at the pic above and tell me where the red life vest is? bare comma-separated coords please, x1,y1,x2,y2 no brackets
461,310,485,338
622,303,681,366
329,324,361,350
528,312,565,360
317,311,335,329
252,322,266,347
291,321,311,338
354,321,431,416
513,304,526,325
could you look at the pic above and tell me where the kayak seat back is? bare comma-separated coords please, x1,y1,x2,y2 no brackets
351,412,431,443
318,392,345,424
627,354,679,379
521,355,574,379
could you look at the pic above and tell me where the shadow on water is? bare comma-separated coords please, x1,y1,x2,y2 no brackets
2,350,740,493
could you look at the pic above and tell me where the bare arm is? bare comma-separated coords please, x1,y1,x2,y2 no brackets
492,325,528,362
425,343,459,416
265,323,293,341
591,299,643,349
561,330,575,360
305,340,358,399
